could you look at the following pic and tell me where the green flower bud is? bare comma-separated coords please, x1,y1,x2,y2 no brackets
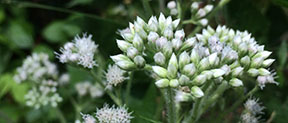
207,26,215,34
251,57,264,68
167,64,177,79
169,53,178,70
133,33,144,52
183,63,196,77
229,78,243,87
133,55,146,68
211,69,226,78
155,79,170,88
258,68,270,76
229,61,240,69
179,51,190,69
127,47,138,59
172,39,183,51
148,16,158,32
163,26,173,39
247,68,259,77
202,70,213,80
208,53,218,66
162,42,173,58
193,74,207,85
152,66,168,78
174,29,185,40
148,32,159,42
190,49,200,64
180,37,196,51
179,75,190,85
199,57,210,71
115,61,136,70
110,54,130,62
134,22,147,39
253,51,272,60
169,79,179,88
172,19,180,29
238,42,248,55
158,13,166,30
116,40,132,52
231,67,244,77
154,52,166,66
262,59,275,67
191,86,204,98
240,56,250,66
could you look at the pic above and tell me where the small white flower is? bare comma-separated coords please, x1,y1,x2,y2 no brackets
81,113,96,123
167,1,176,9
199,18,208,26
95,104,133,123
244,98,265,115
106,64,127,86
89,84,104,98
75,81,92,96
257,71,278,89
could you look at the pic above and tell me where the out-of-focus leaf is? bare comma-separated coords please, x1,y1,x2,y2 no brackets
33,45,55,60
278,41,287,68
66,0,93,7
0,47,12,74
43,21,81,43
6,21,34,49
272,0,288,8
0,103,22,122
0,74,13,98
0,9,5,24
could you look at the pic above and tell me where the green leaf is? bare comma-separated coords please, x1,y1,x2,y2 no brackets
272,0,288,8
42,21,81,43
33,44,55,60
66,0,93,7
0,47,12,74
6,20,34,49
278,41,287,68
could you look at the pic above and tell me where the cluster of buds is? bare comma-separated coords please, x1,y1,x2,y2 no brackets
14,53,62,109
81,104,133,123
75,81,104,98
190,2,214,26
240,98,264,123
112,13,277,99
55,34,99,69
167,1,178,16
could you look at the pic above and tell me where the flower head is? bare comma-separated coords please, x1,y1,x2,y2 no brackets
95,104,133,123
106,64,127,87
56,34,98,69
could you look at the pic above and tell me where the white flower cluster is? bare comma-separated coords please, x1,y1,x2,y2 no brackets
105,64,127,87
240,98,265,123
191,2,214,26
75,81,104,98
80,104,133,123
14,53,62,109
167,1,178,16
112,14,277,99
56,34,98,69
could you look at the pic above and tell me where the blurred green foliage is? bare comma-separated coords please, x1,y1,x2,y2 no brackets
0,0,287,122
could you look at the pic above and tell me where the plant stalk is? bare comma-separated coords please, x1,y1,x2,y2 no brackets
163,87,177,123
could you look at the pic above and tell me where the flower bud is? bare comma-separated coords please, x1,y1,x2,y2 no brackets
117,40,132,52
258,68,270,76
253,51,272,60
179,51,190,69
134,23,147,39
64,42,74,50
250,57,264,68
238,42,248,55
231,67,244,77
191,49,200,64
167,1,176,9
136,16,146,28
229,61,240,69
148,32,159,42
163,26,173,39
199,18,208,26
172,19,180,29
156,37,168,49
220,65,231,75
183,63,196,77
191,2,199,11
204,5,213,13
240,56,250,66
152,66,168,78
120,28,134,42
133,55,146,68
208,53,218,66
199,57,210,71
175,29,185,40
202,70,213,80
172,38,183,51
229,78,243,87
158,13,166,30
179,75,190,85
110,54,130,62
162,42,173,58
127,47,138,59
169,53,178,70
207,26,215,34
232,35,242,47
155,79,170,88
129,22,135,34
175,91,193,102
193,74,207,85
196,34,205,43
180,37,196,51
262,59,275,67
191,86,204,98
247,68,259,77
133,33,144,52
148,16,158,32
211,69,226,78
196,9,206,18
170,8,178,15
115,60,136,70
154,52,166,66
167,63,177,79
169,79,179,88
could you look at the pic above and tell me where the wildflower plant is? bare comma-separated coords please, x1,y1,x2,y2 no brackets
11,0,280,122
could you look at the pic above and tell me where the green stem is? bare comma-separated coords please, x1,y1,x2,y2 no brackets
218,85,259,121
1,0,125,26
176,0,182,20
55,107,67,123
197,81,229,121
163,87,177,123
125,72,134,104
